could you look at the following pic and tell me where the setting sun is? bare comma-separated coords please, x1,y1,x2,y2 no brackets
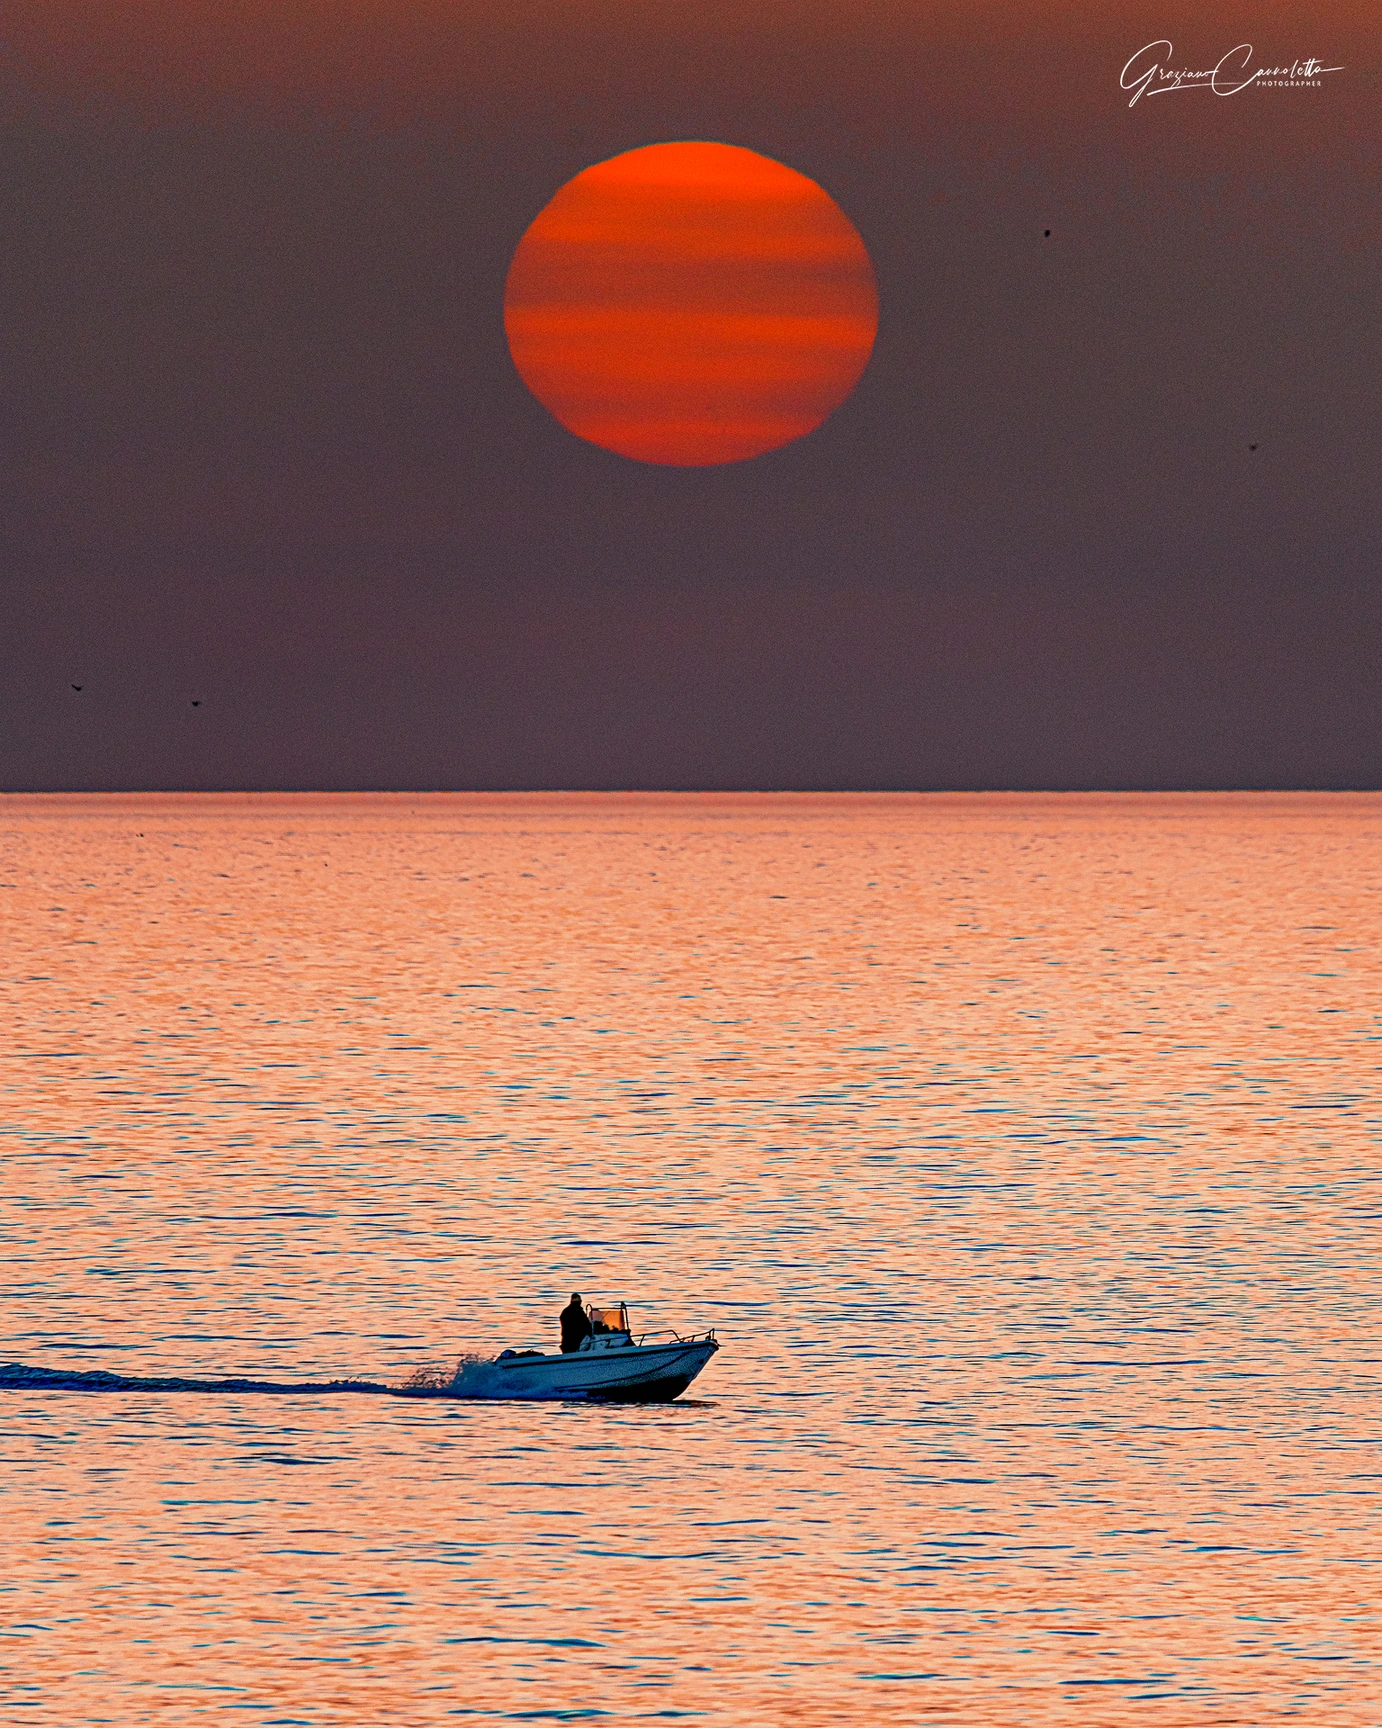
503,142,879,466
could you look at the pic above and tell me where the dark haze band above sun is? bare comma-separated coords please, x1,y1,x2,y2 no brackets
503,142,879,466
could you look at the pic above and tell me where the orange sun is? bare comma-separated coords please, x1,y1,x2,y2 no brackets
503,142,879,467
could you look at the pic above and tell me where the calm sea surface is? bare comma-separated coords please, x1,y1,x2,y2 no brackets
2,792,1380,1725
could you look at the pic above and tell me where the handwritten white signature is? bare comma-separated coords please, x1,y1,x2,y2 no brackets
1121,41,1344,106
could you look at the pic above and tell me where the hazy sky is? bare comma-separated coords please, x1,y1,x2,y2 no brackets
3,0,1377,789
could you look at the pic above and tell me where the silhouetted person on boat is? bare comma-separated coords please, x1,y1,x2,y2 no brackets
560,1293,592,1354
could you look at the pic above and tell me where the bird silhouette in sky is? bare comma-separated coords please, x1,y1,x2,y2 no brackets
191,700,201,707
71,684,83,691
1249,443,1259,451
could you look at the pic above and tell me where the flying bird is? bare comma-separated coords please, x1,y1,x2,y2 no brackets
1249,443,1259,451
191,700,201,707
71,684,83,692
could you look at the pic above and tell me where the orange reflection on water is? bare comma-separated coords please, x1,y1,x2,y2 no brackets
2,792,1380,1724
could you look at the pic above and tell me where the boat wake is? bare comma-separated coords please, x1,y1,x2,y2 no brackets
0,1355,541,1401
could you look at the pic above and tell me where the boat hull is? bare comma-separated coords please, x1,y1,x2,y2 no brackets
494,1337,717,1402
585,1366,707,1403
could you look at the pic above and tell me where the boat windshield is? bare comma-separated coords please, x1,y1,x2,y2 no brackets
588,1303,629,1333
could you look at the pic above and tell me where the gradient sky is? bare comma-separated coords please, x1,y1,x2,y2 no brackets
3,0,1377,789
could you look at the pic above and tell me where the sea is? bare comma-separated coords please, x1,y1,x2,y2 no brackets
2,792,1379,1725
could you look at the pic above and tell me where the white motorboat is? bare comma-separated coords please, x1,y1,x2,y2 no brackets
493,1302,719,1402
